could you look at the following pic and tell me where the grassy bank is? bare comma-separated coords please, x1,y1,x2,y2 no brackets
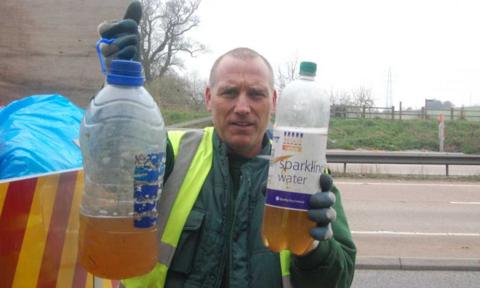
328,118,480,154
163,110,210,126
165,113,480,154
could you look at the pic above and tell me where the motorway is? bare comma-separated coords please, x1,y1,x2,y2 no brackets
336,178,480,260
351,270,480,288
336,178,480,287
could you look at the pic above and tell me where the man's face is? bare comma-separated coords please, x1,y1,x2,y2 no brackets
205,56,277,158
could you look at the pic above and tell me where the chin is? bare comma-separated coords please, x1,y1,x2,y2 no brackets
227,136,253,148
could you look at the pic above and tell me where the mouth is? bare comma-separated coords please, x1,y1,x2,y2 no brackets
229,121,255,129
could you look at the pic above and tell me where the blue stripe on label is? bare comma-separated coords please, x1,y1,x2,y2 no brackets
265,189,311,211
134,201,156,213
133,152,164,228
134,153,163,182
134,184,158,200
134,216,157,228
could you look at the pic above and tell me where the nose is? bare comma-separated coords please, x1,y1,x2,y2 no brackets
233,92,251,114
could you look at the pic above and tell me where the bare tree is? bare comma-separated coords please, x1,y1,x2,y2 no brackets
140,0,205,82
147,72,190,109
329,87,375,118
329,89,352,106
352,87,375,118
328,89,352,118
276,55,299,92
328,87,375,107
352,87,374,107
145,70,206,111
185,71,207,111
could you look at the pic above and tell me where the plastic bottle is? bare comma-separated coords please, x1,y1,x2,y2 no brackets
262,61,330,255
78,59,167,279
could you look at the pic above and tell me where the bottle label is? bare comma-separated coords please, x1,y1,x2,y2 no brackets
133,152,165,228
266,127,327,211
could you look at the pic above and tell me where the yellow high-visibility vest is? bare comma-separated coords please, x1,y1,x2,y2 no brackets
122,127,291,288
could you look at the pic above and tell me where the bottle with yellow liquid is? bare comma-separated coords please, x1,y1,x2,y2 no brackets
78,57,166,279
262,61,330,255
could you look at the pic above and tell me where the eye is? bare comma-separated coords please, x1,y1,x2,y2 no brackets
249,89,267,99
220,87,238,98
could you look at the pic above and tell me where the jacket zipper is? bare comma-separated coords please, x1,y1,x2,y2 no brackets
224,173,237,287
217,162,235,288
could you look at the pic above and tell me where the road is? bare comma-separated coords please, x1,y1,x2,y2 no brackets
352,270,480,288
336,179,480,259
328,162,480,176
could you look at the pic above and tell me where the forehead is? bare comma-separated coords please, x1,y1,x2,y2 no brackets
213,56,272,88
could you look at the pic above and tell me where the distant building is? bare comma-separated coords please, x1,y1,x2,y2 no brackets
425,99,454,110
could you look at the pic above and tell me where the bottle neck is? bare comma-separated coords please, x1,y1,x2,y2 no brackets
106,81,142,88
299,74,315,81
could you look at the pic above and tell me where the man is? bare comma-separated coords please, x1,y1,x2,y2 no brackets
98,2,356,287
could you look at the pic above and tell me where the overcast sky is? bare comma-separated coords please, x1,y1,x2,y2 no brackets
182,0,480,109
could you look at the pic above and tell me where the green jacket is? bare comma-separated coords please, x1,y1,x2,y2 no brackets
162,128,356,288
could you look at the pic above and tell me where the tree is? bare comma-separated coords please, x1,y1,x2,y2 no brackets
147,72,190,109
328,87,374,107
140,0,205,82
146,71,207,111
275,55,299,92
352,87,374,107
328,89,353,118
328,87,376,118
329,89,352,106
185,71,207,111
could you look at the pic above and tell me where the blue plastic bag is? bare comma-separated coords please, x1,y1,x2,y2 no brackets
0,94,84,180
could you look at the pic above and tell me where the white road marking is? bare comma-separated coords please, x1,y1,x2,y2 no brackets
352,230,480,237
450,201,480,205
336,181,480,188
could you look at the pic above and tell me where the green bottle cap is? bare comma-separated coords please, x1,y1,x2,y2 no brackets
299,61,317,76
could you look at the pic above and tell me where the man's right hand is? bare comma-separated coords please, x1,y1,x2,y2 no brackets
97,1,142,69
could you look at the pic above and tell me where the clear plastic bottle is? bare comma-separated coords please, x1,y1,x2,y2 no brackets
262,61,330,255
78,59,166,279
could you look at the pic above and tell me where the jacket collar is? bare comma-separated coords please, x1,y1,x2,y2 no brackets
212,128,271,162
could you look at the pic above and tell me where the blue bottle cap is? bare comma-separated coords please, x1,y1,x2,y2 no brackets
107,60,145,86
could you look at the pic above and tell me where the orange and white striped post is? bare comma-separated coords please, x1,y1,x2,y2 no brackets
0,169,119,288
437,114,445,152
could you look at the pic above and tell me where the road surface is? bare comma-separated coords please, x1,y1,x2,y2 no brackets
336,178,480,259
352,270,480,288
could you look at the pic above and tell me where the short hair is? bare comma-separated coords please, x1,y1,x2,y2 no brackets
208,47,275,88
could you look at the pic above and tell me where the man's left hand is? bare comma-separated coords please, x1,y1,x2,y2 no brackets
97,1,142,71
308,174,337,241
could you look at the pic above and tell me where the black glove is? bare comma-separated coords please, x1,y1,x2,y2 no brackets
97,1,142,70
307,174,337,241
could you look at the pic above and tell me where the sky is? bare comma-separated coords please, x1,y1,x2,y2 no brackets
182,0,480,109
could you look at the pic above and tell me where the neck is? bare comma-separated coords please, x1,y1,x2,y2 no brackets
228,144,261,159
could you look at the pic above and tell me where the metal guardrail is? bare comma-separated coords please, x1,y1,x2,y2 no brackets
168,119,480,176
326,151,480,176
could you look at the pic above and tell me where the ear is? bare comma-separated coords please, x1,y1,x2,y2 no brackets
271,89,278,113
205,86,213,112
